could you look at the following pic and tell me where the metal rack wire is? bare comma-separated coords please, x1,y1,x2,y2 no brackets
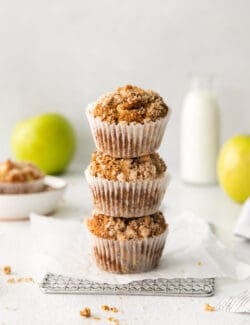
40,273,215,297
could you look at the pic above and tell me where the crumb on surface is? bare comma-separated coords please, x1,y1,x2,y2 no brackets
23,277,34,283
89,151,166,182
93,317,101,320
87,212,167,240
3,265,11,275
80,307,91,318
204,303,215,312
92,84,168,124
18,277,34,283
101,305,119,313
110,307,119,313
197,261,203,266
107,316,119,325
7,277,34,284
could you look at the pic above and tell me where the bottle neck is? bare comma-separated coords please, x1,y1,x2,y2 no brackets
191,75,214,92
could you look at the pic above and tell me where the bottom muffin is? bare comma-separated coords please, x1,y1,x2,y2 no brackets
86,212,168,274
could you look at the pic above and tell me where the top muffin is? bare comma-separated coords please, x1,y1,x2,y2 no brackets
92,85,169,124
0,160,44,183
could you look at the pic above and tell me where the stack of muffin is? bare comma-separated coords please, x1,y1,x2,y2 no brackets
85,85,171,274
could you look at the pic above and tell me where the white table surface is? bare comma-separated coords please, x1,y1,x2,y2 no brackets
0,171,250,325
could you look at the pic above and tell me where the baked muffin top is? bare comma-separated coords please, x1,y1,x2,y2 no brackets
91,85,168,124
0,160,45,183
87,212,167,240
89,151,167,182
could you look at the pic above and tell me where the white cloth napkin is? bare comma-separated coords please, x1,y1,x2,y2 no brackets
234,198,250,239
30,211,250,284
215,290,250,313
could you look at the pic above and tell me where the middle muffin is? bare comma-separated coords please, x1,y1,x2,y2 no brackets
85,151,169,218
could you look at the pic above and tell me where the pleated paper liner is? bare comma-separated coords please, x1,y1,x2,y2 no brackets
85,168,170,218
86,105,171,158
89,229,168,274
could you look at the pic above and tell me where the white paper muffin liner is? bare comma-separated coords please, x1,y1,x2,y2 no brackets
85,169,170,218
0,178,45,194
89,228,168,274
86,105,171,158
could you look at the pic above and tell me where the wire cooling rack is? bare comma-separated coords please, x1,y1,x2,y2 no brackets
40,273,215,297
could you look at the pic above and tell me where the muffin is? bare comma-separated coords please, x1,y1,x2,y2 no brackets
87,212,168,274
85,152,169,218
86,85,171,158
0,160,45,194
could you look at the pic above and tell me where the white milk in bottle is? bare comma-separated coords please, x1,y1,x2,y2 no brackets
180,76,220,184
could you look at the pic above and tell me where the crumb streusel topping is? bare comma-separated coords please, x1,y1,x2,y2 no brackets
91,85,168,124
89,152,166,182
0,160,44,183
87,212,167,240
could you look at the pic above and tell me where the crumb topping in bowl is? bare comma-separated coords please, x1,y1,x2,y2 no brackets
0,160,45,183
89,152,167,182
91,85,169,124
87,212,167,240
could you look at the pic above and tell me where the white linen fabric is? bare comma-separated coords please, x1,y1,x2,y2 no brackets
234,198,250,240
30,211,250,284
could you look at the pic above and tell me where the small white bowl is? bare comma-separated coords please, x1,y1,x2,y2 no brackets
0,176,66,221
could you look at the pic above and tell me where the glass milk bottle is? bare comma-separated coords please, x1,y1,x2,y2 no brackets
180,76,220,184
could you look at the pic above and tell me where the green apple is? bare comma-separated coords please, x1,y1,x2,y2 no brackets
11,113,76,174
217,135,250,203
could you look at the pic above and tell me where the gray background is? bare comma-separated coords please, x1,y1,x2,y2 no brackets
0,0,249,171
